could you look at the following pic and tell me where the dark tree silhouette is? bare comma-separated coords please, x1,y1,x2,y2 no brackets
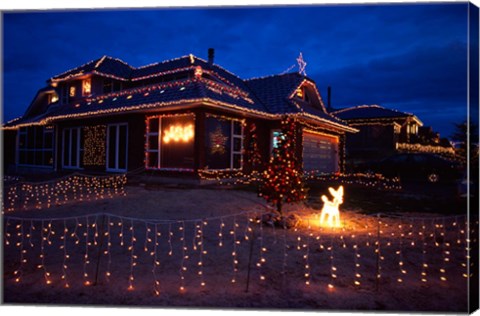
451,120,479,164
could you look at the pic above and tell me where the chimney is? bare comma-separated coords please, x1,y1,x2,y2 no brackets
327,86,332,112
208,48,215,65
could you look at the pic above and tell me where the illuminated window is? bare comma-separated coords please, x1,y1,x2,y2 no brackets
205,117,243,170
270,129,286,156
82,78,91,96
146,115,195,170
296,88,303,98
69,86,76,97
48,93,59,104
17,126,54,167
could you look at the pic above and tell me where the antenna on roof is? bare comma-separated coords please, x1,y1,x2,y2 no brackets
297,52,307,76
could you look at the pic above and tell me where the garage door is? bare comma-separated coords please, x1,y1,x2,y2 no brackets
303,131,339,173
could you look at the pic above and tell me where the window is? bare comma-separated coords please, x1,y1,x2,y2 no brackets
205,117,243,170
63,127,84,169
69,86,76,97
271,130,283,151
82,78,91,96
18,126,54,167
48,92,59,104
106,123,128,172
61,85,69,105
146,115,195,170
103,79,122,94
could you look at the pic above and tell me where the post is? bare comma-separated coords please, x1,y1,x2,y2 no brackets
94,214,107,286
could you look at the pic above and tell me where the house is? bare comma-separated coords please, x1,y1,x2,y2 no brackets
2,49,357,180
331,104,454,168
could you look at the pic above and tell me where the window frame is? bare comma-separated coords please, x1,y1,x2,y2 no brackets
17,126,55,168
62,126,84,170
145,114,195,171
204,116,244,171
106,123,128,173
230,120,244,170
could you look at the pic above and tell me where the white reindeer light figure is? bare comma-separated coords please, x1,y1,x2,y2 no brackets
319,185,344,228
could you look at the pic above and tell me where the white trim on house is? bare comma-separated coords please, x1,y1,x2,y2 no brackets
106,123,128,173
62,126,83,170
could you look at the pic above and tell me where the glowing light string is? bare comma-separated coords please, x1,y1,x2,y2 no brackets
180,221,187,292
105,217,112,281
5,219,11,246
303,221,311,286
28,220,35,248
396,223,406,283
218,217,225,247
39,220,51,285
84,217,91,286
93,216,99,247
328,236,336,290
352,233,361,287
152,223,161,296
2,211,475,294
168,223,173,256
420,220,428,283
13,220,24,283
231,215,239,284
198,220,206,287
119,219,125,247
144,222,150,253
257,217,266,281
440,218,449,282
61,219,70,288
128,219,136,291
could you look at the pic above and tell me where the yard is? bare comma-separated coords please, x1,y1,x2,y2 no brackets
2,180,473,312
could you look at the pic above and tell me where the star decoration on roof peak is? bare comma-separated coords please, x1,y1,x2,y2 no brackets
297,52,307,76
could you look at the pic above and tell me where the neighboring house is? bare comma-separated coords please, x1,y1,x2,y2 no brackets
3,49,356,179
331,104,454,169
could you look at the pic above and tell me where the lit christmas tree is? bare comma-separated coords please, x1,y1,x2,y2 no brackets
259,116,307,214
244,122,262,173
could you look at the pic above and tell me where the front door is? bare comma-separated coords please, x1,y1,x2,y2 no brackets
106,123,128,172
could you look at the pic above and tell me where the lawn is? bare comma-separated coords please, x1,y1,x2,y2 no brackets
2,182,472,312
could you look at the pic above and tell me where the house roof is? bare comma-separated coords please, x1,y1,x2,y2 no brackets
44,77,264,120
245,73,305,114
50,56,133,82
332,105,421,123
6,54,355,133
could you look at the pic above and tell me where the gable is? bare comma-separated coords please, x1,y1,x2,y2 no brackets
290,79,327,113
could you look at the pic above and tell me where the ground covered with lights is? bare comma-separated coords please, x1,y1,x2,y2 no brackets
3,183,472,312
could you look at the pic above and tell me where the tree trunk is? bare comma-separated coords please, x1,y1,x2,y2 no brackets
277,200,283,215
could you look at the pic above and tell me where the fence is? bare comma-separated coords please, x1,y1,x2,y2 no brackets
3,210,475,296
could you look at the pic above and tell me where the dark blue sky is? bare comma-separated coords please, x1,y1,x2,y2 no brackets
2,3,475,137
